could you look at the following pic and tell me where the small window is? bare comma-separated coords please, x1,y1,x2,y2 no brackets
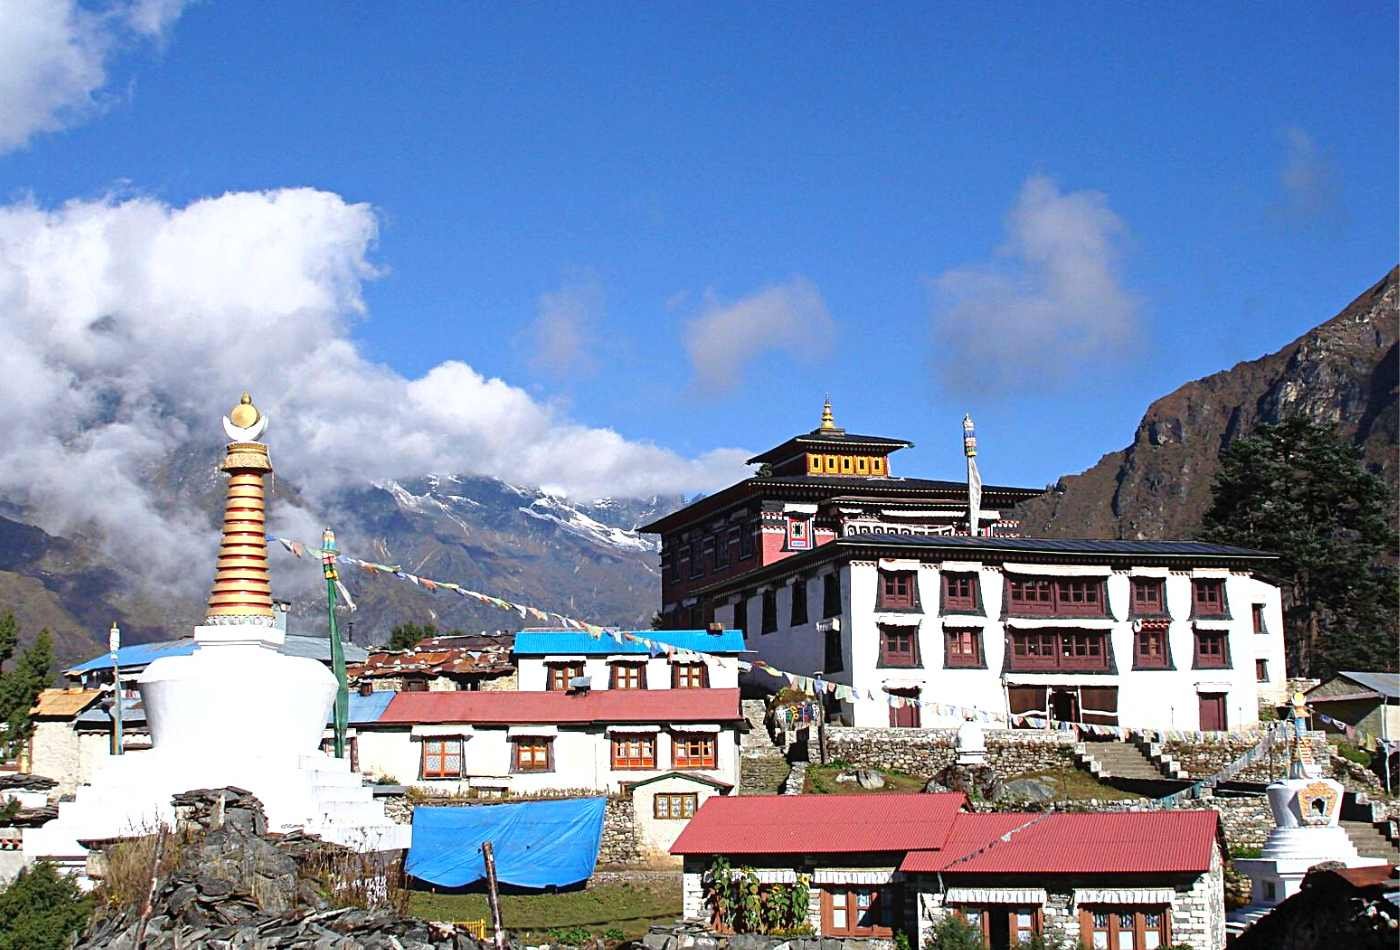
878,570,918,610
610,662,647,690
690,539,704,578
610,734,656,770
872,458,885,474
823,623,843,673
761,590,777,634
547,662,585,691
822,886,897,938
666,551,679,582
671,733,717,769
1256,658,1268,682
654,792,698,819
855,457,869,474
840,456,853,473
1193,579,1227,616
787,517,810,550
1134,627,1169,670
1251,604,1265,633
405,678,429,692
880,625,919,667
672,662,708,689
1194,629,1230,669
737,521,754,560
790,579,809,626
1080,906,1170,950
1131,578,1164,614
822,572,842,618
944,628,981,668
942,573,977,612
714,532,729,569
1007,577,1055,614
420,737,463,779
731,598,748,636
512,738,553,772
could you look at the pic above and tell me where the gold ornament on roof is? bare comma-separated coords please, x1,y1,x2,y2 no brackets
819,397,836,431
229,392,259,428
207,391,274,622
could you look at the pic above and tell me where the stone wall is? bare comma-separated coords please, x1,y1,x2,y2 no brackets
1206,795,1274,853
823,728,1076,779
1160,731,1327,784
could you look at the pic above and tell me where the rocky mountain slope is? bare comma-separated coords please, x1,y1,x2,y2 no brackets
1019,267,1398,539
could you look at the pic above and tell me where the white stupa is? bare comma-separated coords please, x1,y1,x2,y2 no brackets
1228,705,1386,933
24,393,410,875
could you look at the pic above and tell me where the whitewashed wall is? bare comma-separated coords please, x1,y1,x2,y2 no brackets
516,653,740,691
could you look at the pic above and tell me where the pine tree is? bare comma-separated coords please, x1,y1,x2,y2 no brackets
1201,417,1398,677
0,613,53,762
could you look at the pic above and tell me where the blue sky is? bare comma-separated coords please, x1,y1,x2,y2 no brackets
2,2,1396,516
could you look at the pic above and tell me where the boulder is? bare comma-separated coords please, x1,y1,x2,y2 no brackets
999,777,1058,803
855,769,885,790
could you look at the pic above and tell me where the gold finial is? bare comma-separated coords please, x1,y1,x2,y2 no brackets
820,397,836,431
229,391,260,429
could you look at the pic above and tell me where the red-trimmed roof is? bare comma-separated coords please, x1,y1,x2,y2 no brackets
900,811,1219,875
380,687,741,725
670,793,968,855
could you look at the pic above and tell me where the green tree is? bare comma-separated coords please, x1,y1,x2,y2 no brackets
387,622,436,651
0,860,92,950
1200,417,1398,677
0,613,53,762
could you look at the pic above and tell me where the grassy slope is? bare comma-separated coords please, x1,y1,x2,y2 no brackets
408,880,680,940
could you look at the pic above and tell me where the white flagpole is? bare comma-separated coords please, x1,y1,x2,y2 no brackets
963,414,981,536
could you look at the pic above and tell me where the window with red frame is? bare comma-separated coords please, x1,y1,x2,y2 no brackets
1008,630,1109,671
1193,578,1226,616
1134,627,1169,669
1080,906,1169,950
942,573,977,612
1131,577,1165,614
1055,579,1103,614
671,733,717,769
610,662,647,689
879,626,919,667
821,886,897,938
956,906,1040,946
1251,603,1265,633
944,628,981,668
610,734,656,769
512,738,552,772
1007,577,1106,616
1194,629,1230,668
1256,659,1268,682
420,738,462,779
1006,577,1054,613
672,662,708,688
547,662,585,691
878,571,918,610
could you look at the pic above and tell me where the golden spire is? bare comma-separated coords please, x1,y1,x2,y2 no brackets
819,396,836,431
206,392,274,622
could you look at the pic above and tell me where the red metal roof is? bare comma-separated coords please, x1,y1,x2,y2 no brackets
380,687,741,725
670,793,968,856
900,810,1219,875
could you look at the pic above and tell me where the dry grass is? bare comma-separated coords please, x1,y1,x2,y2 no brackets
95,826,201,912
300,840,411,914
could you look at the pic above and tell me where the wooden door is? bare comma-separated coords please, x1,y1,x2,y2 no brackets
1198,693,1227,731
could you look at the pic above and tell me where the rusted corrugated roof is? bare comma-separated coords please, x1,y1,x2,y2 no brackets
382,687,740,726
31,688,102,718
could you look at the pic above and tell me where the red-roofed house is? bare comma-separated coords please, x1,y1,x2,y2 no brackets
351,687,743,804
671,794,1226,949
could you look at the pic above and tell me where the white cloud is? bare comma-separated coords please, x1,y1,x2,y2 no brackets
1272,126,1345,228
683,277,834,392
0,188,750,589
0,0,189,154
526,275,603,375
929,175,1139,392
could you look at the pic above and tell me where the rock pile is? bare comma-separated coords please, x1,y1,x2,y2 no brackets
77,787,480,949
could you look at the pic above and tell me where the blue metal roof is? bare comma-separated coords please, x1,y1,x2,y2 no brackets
339,690,397,724
512,629,747,656
66,635,368,675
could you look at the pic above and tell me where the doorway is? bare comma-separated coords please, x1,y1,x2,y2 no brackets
1198,693,1227,731
1049,688,1079,726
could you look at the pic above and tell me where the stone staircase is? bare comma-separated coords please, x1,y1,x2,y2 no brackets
1340,819,1400,860
739,699,792,796
1076,740,1168,781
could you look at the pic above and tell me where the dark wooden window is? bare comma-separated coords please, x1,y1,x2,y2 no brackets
610,662,647,690
672,662,708,689
731,598,747,637
546,662,585,691
610,734,655,769
1251,603,1265,633
666,550,679,581
1256,659,1268,682
1007,685,1047,718
761,590,777,634
790,580,808,626
1079,685,1121,726
956,906,1041,947
512,738,552,772
1079,906,1169,950
887,689,921,728
1007,630,1109,671
671,733,717,769
654,792,697,819
690,539,704,578
822,572,841,618
942,573,977,612
879,625,919,667
1194,629,1230,668
1134,626,1169,669
944,628,981,668
405,678,429,692
821,886,896,938
1192,578,1226,616
878,570,918,610
714,532,729,569
1131,577,1165,614
1007,577,1105,616
737,521,754,560
420,738,463,779
823,624,843,673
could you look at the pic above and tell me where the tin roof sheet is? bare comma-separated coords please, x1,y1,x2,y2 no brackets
381,687,741,726
512,629,746,656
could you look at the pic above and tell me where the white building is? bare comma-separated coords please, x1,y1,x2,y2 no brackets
707,536,1286,732
512,628,745,692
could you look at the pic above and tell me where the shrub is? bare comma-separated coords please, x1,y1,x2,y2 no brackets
1334,740,1372,768
0,861,93,950
545,925,593,945
603,927,626,943
924,914,984,950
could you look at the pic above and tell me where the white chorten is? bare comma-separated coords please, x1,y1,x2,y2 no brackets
24,394,410,875
955,714,987,766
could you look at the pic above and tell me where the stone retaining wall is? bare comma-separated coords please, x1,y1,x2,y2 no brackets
1160,732,1327,784
823,728,1076,779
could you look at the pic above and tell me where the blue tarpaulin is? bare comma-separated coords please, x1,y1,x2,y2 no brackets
406,798,606,889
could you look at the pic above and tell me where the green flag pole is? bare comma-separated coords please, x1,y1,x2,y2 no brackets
321,527,349,759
